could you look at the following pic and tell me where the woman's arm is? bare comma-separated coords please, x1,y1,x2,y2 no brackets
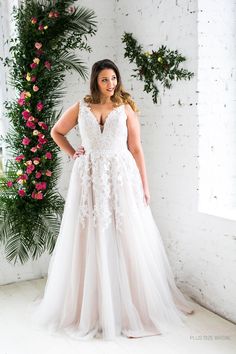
125,104,150,205
50,101,80,158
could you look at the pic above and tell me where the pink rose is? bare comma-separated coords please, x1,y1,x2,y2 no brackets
31,75,37,82
45,170,52,177
36,101,44,111
38,121,48,130
36,181,47,191
36,143,43,150
17,98,25,106
18,189,26,197
35,42,42,49
30,63,37,69
15,154,25,162
38,24,44,31
31,17,37,24
30,147,37,153
33,157,40,165
26,164,35,174
44,61,51,70
38,134,47,144
7,181,13,187
17,174,28,182
26,121,36,129
22,110,31,120
45,152,52,159
35,171,42,179
32,191,43,200
22,137,31,145
33,85,39,92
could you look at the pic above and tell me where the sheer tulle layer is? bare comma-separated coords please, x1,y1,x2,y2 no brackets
29,150,194,340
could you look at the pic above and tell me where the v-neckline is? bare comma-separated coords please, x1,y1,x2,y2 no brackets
85,104,123,134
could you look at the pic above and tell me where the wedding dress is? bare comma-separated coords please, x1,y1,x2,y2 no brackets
29,100,194,340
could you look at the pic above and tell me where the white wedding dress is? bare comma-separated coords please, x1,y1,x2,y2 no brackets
29,100,194,340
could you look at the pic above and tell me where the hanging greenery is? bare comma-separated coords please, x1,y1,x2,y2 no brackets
0,0,97,264
122,32,194,103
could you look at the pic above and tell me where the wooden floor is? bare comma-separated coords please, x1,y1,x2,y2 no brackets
0,277,235,354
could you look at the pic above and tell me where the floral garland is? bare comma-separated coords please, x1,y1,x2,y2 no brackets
122,32,194,103
0,0,97,264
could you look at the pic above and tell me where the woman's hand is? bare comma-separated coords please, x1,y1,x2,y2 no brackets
72,145,85,159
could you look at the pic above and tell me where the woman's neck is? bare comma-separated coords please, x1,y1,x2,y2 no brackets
99,96,112,105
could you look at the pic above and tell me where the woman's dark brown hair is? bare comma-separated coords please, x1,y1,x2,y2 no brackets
84,59,138,112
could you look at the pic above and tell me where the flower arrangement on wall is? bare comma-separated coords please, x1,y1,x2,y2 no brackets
122,32,194,103
0,0,97,264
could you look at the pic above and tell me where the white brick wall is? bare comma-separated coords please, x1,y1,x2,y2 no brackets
0,0,236,324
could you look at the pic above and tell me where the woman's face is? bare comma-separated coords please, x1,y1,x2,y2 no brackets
97,68,117,98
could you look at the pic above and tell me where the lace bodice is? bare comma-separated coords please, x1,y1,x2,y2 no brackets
73,100,145,232
78,101,128,153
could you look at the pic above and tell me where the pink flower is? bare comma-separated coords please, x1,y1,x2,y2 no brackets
17,98,25,106
20,91,27,99
26,121,36,129
17,174,28,182
38,24,44,31
22,110,31,120
7,181,13,187
31,75,37,82
38,121,48,130
35,42,42,50
33,85,39,92
30,62,37,69
31,17,37,24
26,164,35,174
45,152,52,159
44,61,51,70
30,147,37,153
45,170,52,177
36,143,43,150
22,137,31,145
48,11,54,18
18,189,26,197
15,154,25,162
26,160,32,166
32,191,43,200
54,11,59,18
33,157,40,165
36,181,47,191
36,101,44,111
38,134,47,144
35,171,42,179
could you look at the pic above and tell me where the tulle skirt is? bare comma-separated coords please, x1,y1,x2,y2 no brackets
29,150,194,340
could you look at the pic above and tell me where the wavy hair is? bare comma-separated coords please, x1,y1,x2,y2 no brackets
83,59,139,112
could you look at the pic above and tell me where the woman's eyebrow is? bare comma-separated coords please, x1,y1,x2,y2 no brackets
100,75,116,79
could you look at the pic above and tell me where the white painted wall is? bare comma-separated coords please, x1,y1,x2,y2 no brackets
0,0,235,324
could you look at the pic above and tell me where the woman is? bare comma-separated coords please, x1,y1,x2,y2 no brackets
31,59,194,340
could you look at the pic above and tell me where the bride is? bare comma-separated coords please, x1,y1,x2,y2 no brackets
30,58,194,340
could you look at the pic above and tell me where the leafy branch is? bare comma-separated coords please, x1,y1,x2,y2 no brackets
122,32,194,103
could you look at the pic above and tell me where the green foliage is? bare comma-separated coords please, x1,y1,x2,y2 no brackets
122,32,194,103
0,0,97,264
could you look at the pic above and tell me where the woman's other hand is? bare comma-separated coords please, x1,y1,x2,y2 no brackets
72,145,85,159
